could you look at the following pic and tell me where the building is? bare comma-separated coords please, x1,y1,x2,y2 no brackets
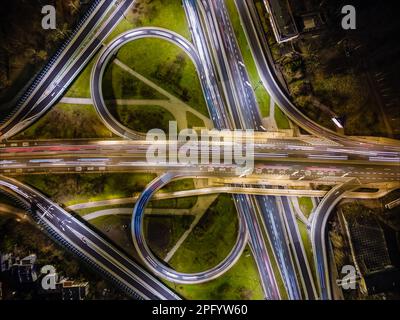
263,0,299,43
58,280,89,300
342,212,400,295
298,12,326,34
38,279,90,300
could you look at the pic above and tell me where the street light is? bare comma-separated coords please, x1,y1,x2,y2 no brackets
332,117,344,129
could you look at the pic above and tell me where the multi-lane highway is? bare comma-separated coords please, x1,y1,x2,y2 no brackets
1,139,399,184
201,0,264,131
255,192,301,299
235,0,400,151
0,175,180,300
0,0,135,140
278,193,317,299
184,0,284,300
0,0,399,301
183,0,233,129
197,0,315,300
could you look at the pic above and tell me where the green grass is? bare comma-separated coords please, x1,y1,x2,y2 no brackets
298,197,314,217
18,173,157,206
149,197,197,210
89,214,137,260
116,38,209,117
225,0,271,118
103,62,166,100
297,219,317,283
90,214,130,229
186,112,206,128
144,214,194,259
76,204,133,217
169,246,264,300
161,179,195,192
110,104,175,133
71,178,198,213
258,98,270,118
65,56,97,98
14,103,114,140
105,0,191,43
169,195,238,273
65,0,194,105
274,104,291,129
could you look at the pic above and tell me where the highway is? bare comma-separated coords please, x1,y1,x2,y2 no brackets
200,0,264,131
278,194,317,299
2,138,400,163
1,140,400,185
184,0,283,300
310,179,360,300
0,0,135,140
235,0,400,151
0,0,398,301
255,192,301,299
0,175,180,300
91,27,217,139
198,0,307,299
193,0,399,299
131,172,248,284
183,0,233,129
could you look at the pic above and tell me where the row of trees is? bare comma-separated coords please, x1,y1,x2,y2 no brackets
0,1,81,99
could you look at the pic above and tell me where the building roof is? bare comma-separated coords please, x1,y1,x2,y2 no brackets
264,0,299,43
347,217,392,274
60,280,89,300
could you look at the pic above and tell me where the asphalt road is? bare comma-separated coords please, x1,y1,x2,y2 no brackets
0,0,134,140
131,172,249,284
311,179,360,300
0,0,398,301
91,27,214,139
235,0,400,151
0,175,180,300
184,0,282,300
279,193,317,299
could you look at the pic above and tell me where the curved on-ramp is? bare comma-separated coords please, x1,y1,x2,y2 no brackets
91,27,219,140
310,179,361,300
0,175,180,300
236,0,400,151
131,172,249,284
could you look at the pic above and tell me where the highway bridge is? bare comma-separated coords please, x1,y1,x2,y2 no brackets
0,0,399,301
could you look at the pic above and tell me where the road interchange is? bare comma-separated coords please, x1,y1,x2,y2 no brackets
0,0,399,301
